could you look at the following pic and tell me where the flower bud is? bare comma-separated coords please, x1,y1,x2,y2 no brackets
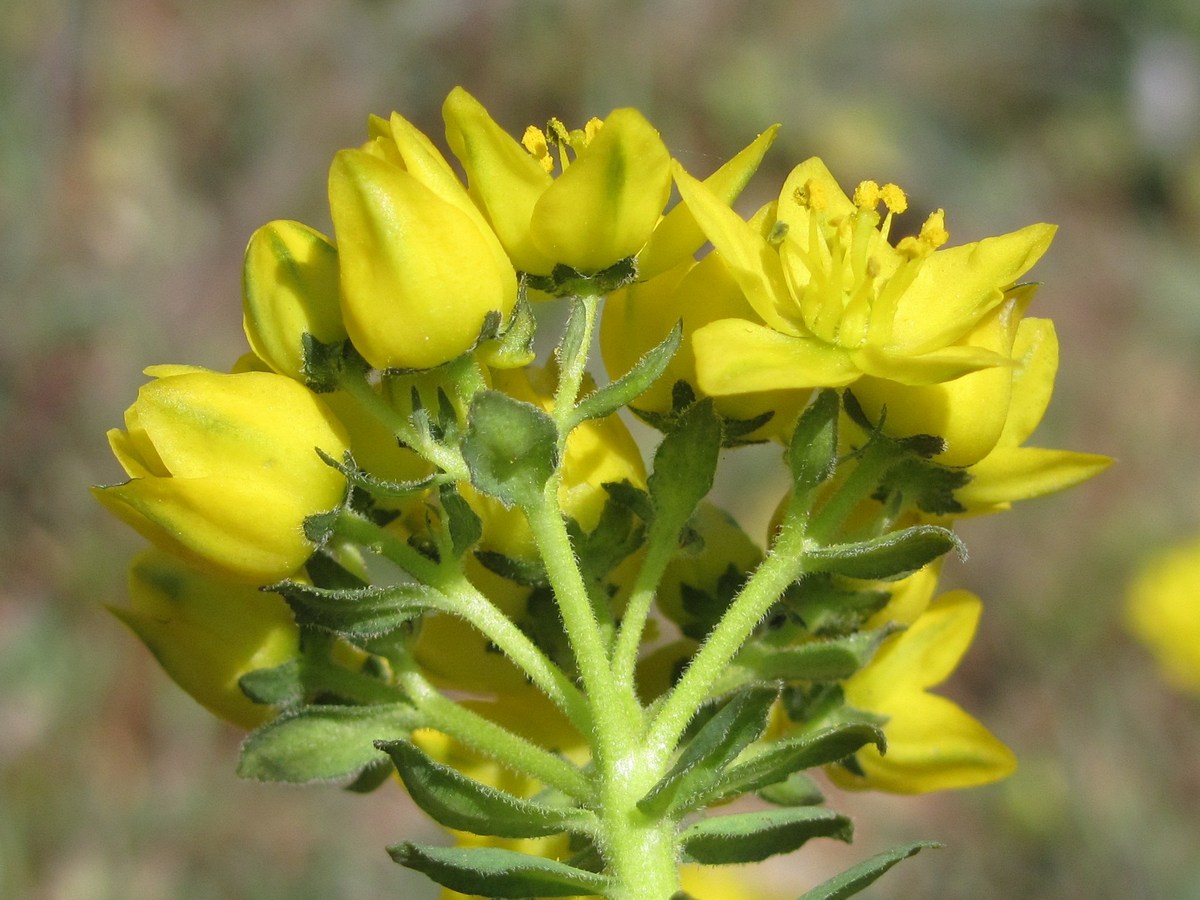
328,148,517,371
242,220,347,382
443,87,672,275
93,367,350,582
114,549,300,729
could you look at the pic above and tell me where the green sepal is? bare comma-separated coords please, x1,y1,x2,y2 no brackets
343,757,395,794
555,297,591,379
785,574,891,637
571,322,682,427
523,257,638,298
602,479,654,525
807,525,963,581
439,484,483,558
699,722,886,807
237,703,418,783
757,771,825,807
387,843,611,898
788,389,840,495
732,627,900,683
646,398,721,547
238,659,304,707
461,389,560,509
631,380,774,446
268,580,438,640
568,490,646,583
302,507,341,546
480,290,537,369
376,739,594,838
474,549,548,586
679,807,853,865
317,448,438,501
874,455,970,516
301,334,363,393
638,684,778,818
795,840,942,900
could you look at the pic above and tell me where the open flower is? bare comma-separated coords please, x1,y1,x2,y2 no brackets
113,549,300,729
93,367,350,582
831,589,1016,793
675,157,1056,395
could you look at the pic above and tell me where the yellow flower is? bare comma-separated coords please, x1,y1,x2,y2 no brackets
93,367,350,582
831,589,1017,794
241,219,347,382
443,87,672,276
328,113,517,369
675,157,1057,394
113,549,300,729
1126,536,1200,693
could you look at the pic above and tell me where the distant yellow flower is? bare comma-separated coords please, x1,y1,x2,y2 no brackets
1126,536,1200,693
832,590,1017,794
93,367,349,582
114,549,300,729
675,157,1056,394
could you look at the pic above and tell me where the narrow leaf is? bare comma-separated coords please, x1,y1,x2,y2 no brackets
388,843,610,898
701,723,886,806
758,771,825,807
639,684,778,817
807,525,962,581
680,807,853,865
788,389,839,494
733,628,898,682
238,703,418,783
269,580,437,639
376,739,593,838
317,448,437,501
796,840,941,900
573,321,682,425
646,398,721,548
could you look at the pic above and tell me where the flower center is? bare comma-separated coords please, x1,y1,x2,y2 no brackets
521,116,604,174
784,178,949,350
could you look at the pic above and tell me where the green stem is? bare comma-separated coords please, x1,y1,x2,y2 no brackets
397,667,592,801
645,497,810,757
807,439,894,544
610,534,677,694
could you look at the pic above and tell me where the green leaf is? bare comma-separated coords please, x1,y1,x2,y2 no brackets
700,722,886,806
733,628,899,682
238,659,304,707
376,739,593,838
238,703,418,783
461,389,559,509
556,297,591,375
646,398,721,549
343,757,395,794
269,580,437,640
439,484,482,558
680,807,853,865
388,843,610,898
317,448,437,501
788,389,839,494
639,684,778,818
572,322,682,426
807,525,963,581
474,549,548,586
796,840,941,900
758,771,825,807
785,574,890,637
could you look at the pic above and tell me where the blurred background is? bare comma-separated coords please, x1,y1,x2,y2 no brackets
3,0,1200,896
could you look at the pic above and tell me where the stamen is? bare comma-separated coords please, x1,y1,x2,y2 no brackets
880,183,908,215
853,180,881,210
521,126,555,173
919,209,949,248
794,178,828,212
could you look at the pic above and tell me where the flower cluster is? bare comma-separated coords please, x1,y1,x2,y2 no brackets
95,87,1108,899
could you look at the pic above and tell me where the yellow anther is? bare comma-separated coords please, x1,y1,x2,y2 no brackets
918,209,949,249
583,117,603,144
853,180,881,210
546,117,571,144
880,183,908,215
794,178,828,212
521,126,555,173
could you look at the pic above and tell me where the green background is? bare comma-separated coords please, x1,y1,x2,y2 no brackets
3,0,1199,896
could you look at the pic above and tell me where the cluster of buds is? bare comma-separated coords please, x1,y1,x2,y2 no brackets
95,87,1108,899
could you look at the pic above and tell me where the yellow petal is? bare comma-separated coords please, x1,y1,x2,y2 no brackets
442,87,555,274
958,447,1112,507
671,163,799,334
692,319,858,395
851,343,1010,386
531,108,672,273
890,223,1056,354
637,124,780,280
997,317,1059,448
